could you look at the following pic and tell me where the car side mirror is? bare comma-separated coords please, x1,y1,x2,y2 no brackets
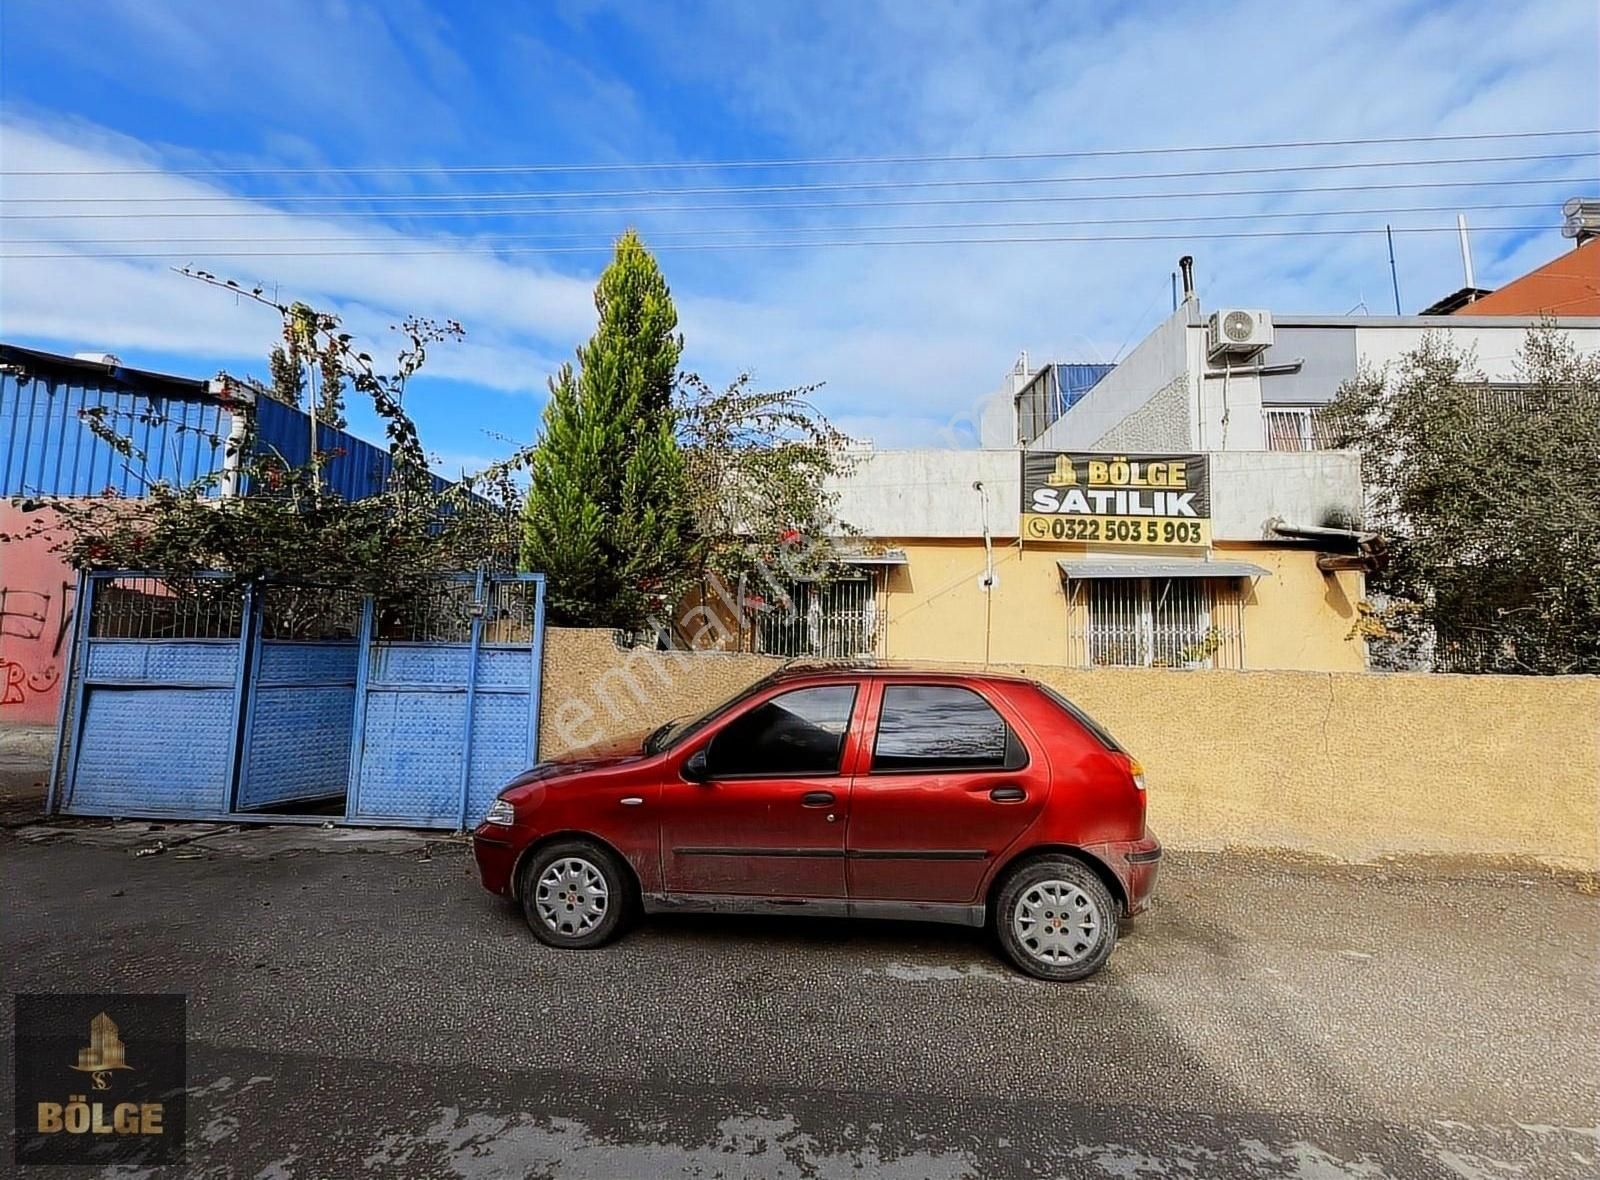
682,748,711,783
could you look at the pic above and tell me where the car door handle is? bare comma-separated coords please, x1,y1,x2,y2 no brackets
801,791,836,807
989,786,1026,803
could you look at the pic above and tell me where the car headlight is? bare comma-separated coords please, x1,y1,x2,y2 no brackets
483,798,516,827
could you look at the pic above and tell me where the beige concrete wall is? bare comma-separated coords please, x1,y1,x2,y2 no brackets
540,627,1600,870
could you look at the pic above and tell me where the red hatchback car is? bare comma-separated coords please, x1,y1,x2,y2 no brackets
472,667,1160,981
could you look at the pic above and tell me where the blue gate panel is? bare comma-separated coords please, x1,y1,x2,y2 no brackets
238,641,357,809
474,648,533,689
465,692,534,824
69,687,236,816
353,689,469,824
367,645,473,685
86,641,239,683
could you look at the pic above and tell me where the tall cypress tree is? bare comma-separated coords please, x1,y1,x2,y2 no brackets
522,230,694,626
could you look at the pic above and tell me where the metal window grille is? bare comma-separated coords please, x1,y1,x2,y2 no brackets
1068,577,1244,669
481,578,540,647
753,576,884,659
1265,407,1336,452
259,584,364,641
88,576,244,640
373,579,477,644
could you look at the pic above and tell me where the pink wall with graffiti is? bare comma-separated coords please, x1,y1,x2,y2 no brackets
0,501,76,726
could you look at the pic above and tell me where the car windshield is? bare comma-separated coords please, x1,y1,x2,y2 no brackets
644,675,783,753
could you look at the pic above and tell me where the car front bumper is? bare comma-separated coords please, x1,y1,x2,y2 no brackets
471,827,520,896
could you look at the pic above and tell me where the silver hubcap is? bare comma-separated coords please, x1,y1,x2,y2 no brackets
1013,879,1103,965
535,856,609,937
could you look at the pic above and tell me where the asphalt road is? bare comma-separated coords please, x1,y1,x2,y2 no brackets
2,831,1596,1179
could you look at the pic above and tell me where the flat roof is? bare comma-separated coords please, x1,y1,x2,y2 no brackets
1245,314,1600,329
0,342,212,397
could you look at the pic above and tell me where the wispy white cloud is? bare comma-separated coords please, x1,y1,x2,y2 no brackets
1,0,1595,454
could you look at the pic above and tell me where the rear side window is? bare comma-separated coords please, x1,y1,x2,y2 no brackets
1038,685,1126,753
705,685,857,778
872,684,1025,773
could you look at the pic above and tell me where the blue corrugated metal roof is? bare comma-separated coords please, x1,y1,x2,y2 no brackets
1055,363,1116,412
1,343,440,501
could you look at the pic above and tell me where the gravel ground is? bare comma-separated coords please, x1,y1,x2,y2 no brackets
2,832,1596,1178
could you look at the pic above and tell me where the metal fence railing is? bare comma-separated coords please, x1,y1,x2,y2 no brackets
88,574,245,640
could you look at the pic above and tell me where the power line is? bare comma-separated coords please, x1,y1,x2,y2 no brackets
1,174,1585,221
0,202,1557,246
0,224,1557,261
4,127,1593,177
2,150,1588,204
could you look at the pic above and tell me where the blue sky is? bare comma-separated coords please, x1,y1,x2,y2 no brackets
1,0,1596,470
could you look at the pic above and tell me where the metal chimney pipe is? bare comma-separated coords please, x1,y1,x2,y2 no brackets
1456,214,1476,289
1178,255,1196,303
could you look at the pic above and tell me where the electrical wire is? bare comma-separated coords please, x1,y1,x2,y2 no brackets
2,150,1588,203
0,202,1558,246
0,224,1557,261
5,127,1593,177
1,174,1585,221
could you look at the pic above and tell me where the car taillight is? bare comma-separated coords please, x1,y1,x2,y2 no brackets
1127,757,1147,791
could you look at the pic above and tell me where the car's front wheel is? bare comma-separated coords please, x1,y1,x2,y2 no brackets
519,839,635,950
994,856,1119,981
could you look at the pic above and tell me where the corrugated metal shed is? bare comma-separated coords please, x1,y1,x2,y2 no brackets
1,343,439,501
1,345,229,497
251,395,433,502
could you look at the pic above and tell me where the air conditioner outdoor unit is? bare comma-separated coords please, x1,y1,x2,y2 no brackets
1206,309,1274,360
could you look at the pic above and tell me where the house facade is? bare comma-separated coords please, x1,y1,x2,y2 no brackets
724,446,1367,673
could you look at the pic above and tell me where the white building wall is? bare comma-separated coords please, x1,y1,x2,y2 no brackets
1349,319,1600,377
1029,314,1600,454
1030,305,1196,451
829,448,1361,542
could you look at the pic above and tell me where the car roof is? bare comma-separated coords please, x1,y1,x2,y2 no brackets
763,661,1040,687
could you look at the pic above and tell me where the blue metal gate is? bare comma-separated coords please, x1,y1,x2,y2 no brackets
237,583,364,815
349,572,546,827
58,573,248,820
53,571,545,829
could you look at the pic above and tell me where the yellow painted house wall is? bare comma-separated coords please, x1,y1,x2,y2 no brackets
1226,544,1365,671
872,537,1365,672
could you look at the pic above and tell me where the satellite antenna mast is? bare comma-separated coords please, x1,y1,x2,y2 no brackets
1386,225,1401,314
1457,214,1476,289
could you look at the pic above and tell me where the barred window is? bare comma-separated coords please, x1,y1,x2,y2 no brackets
753,575,883,660
1265,407,1336,451
1070,577,1243,669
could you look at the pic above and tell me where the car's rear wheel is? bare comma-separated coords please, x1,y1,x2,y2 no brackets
518,839,635,950
994,856,1119,981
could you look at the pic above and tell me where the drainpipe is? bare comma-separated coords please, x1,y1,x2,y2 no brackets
975,480,995,665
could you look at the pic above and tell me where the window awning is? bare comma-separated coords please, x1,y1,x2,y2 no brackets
1056,557,1270,580
786,548,908,582
838,548,908,567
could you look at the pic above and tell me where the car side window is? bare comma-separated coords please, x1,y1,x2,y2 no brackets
872,684,1023,773
704,685,858,778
